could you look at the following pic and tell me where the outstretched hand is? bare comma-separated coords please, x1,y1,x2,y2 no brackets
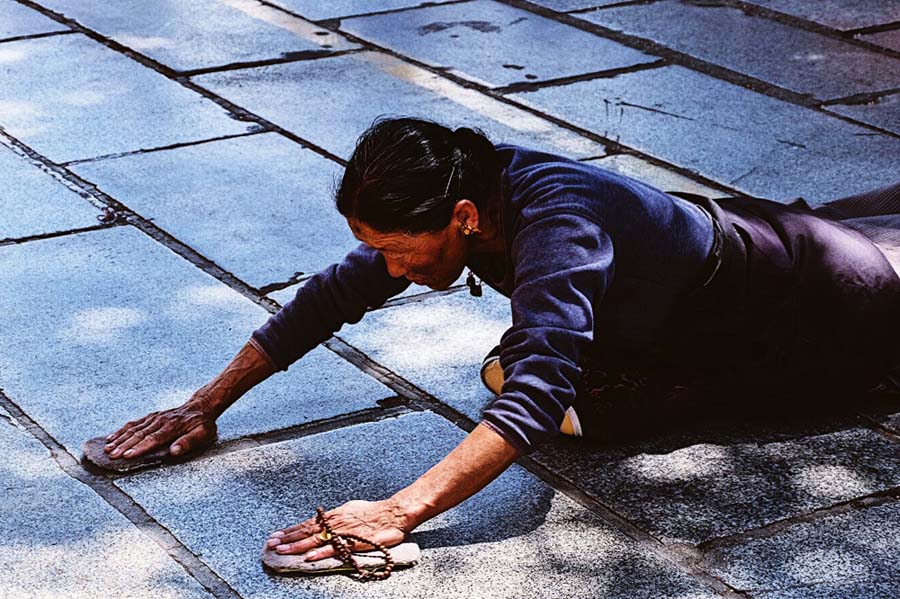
104,400,217,459
266,499,410,562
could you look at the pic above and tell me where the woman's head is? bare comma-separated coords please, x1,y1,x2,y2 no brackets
336,117,499,289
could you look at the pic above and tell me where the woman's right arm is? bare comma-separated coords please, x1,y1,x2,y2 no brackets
105,243,411,459
104,340,275,458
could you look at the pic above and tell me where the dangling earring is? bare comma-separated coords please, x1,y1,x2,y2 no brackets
466,270,483,297
460,222,481,236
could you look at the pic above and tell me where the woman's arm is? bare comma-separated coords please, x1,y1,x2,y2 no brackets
106,243,411,459
267,421,520,559
269,213,613,554
104,340,275,458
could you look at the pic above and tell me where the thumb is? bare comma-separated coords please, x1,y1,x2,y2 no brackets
170,423,215,456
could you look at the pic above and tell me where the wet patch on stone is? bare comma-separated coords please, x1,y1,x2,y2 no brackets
341,0,654,87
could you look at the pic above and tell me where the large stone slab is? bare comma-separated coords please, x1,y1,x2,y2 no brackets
741,0,900,31
0,35,252,163
270,0,457,20
338,288,511,421
827,93,900,135
341,0,654,88
0,0,68,40
72,133,357,290
529,1,624,11
862,29,900,53
194,51,605,160
0,226,393,457
587,154,722,198
583,1,900,100
511,65,900,202
117,412,722,599
533,423,900,545
36,0,356,72
0,143,100,241
0,401,211,598
702,502,900,596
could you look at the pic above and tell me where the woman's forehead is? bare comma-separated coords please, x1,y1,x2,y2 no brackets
348,219,417,248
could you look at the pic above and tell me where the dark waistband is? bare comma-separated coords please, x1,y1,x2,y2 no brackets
668,192,741,300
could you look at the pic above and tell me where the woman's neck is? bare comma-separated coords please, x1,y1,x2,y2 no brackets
471,192,506,254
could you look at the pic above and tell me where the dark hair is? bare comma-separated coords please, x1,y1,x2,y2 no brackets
335,117,499,233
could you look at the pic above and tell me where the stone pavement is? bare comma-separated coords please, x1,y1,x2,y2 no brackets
1,0,899,597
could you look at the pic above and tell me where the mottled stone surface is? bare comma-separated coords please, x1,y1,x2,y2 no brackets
755,582,900,599
0,1,67,39
0,227,393,457
118,412,721,599
342,0,654,88
587,154,722,198
36,0,356,72
529,0,624,11
862,28,900,53
533,423,900,544
338,288,511,421
0,35,251,163
72,133,356,289
827,93,900,135
875,412,900,435
703,502,900,595
512,65,900,202
584,1,900,100
0,399,211,598
269,0,457,20
741,0,900,31
194,51,605,160
0,143,100,241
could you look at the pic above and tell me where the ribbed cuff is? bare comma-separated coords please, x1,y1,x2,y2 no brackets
248,335,282,372
480,418,530,457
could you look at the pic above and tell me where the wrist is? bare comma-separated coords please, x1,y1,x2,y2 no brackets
186,386,228,419
389,486,436,531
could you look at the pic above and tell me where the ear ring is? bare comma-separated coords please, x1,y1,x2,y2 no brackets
460,222,481,236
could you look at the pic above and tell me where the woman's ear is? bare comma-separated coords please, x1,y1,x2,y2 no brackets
452,199,480,231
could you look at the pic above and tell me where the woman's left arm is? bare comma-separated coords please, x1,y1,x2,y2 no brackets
267,421,519,560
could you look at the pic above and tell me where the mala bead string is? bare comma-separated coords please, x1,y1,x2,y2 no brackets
315,507,395,581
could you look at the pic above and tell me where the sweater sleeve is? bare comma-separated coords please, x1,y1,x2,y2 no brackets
251,243,412,371
481,210,613,454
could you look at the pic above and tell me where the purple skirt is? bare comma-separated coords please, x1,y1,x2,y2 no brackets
659,192,900,396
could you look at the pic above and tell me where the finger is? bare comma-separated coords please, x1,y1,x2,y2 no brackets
105,412,156,443
107,428,150,458
106,418,163,454
273,536,326,555
104,417,149,446
169,423,213,456
268,521,319,544
119,424,177,459
268,518,317,540
303,543,339,562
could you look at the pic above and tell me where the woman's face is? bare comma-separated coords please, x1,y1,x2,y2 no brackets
348,216,470,291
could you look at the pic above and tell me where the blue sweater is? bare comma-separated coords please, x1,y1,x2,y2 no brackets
251,145,715,454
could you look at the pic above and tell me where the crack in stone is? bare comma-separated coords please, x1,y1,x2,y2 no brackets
615,100,697,121
729,166,759,186
697,488,900,552
775,138,808,149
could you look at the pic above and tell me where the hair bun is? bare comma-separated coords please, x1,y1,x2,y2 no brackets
452,126,494,165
